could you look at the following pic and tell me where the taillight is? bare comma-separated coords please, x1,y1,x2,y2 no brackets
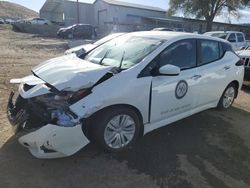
235,59,244,66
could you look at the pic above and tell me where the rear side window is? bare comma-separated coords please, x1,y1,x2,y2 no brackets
236,33,244,42
199,40,220,65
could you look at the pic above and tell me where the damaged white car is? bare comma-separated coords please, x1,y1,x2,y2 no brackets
7,31,244,159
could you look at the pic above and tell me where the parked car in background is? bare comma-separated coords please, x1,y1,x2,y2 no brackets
152,27,174,31
5,18,15,24
7,31,244,159
26,17,51,25
0,18,5,24
204,31,249,50
57,24,96,39
236,45,250,83
16,19,26,24
65,32,126,56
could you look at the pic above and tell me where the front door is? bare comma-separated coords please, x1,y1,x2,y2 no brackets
150,39,200,123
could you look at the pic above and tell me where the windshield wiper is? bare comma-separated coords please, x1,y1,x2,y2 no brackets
118,51,125,71
99,49,111,65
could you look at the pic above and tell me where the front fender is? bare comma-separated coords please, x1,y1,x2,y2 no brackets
69,75,152,124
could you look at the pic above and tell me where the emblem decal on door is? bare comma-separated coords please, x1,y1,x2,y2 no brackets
175,80,188,99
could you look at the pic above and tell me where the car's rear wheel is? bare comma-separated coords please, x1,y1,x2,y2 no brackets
92,106,141,152
217,83,237,110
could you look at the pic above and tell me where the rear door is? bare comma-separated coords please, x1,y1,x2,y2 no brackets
196,39,233,108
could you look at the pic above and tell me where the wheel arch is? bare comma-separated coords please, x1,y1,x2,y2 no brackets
85,104,144,138
230,80,239,98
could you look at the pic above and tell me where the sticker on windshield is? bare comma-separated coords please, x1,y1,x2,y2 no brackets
175,80,188,99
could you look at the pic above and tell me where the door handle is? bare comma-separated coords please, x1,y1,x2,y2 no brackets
191,75,202,80
224,66,231,70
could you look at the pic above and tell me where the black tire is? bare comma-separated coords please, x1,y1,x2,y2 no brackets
91,106,141,152
217,83,237,111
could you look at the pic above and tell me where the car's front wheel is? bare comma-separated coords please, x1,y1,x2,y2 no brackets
217,83,237,110
92,106,141,152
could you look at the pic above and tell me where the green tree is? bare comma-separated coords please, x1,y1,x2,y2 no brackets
167,0,250,31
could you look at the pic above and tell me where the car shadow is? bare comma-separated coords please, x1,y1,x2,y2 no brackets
242,85,250,94
1,107,250,188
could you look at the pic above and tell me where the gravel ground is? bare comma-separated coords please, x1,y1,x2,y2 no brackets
0,25,250,188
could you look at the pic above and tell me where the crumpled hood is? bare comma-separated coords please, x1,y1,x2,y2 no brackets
32,54,113,91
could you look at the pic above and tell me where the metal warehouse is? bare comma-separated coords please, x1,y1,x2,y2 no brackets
40,0,250,36
40,0,170,33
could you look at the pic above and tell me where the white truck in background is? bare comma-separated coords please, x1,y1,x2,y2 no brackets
204,31,250,51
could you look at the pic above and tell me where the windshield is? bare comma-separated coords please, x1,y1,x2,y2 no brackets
84,35,163,69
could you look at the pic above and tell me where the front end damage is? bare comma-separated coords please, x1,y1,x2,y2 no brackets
6,56,116,158
7,90,90,159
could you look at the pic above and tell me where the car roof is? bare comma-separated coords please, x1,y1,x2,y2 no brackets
126,31,229,43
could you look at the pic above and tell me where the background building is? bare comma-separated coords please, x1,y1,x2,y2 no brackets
40,0,250,38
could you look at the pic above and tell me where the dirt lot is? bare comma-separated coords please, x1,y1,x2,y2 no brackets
0,25,250,188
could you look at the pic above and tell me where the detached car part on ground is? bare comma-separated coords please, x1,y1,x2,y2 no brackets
64,32,125,57
8,31,244,159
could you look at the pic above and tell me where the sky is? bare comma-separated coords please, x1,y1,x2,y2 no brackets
2,0,250,24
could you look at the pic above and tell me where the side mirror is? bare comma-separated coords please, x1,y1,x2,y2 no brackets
159,64,180,76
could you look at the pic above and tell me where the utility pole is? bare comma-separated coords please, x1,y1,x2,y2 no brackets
77,0,80,24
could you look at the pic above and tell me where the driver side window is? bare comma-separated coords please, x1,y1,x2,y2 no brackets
158,39,196,70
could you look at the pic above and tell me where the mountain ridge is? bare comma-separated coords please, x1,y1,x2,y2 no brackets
0,1,38,19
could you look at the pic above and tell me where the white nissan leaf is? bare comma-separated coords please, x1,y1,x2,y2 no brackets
7,31,244,159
